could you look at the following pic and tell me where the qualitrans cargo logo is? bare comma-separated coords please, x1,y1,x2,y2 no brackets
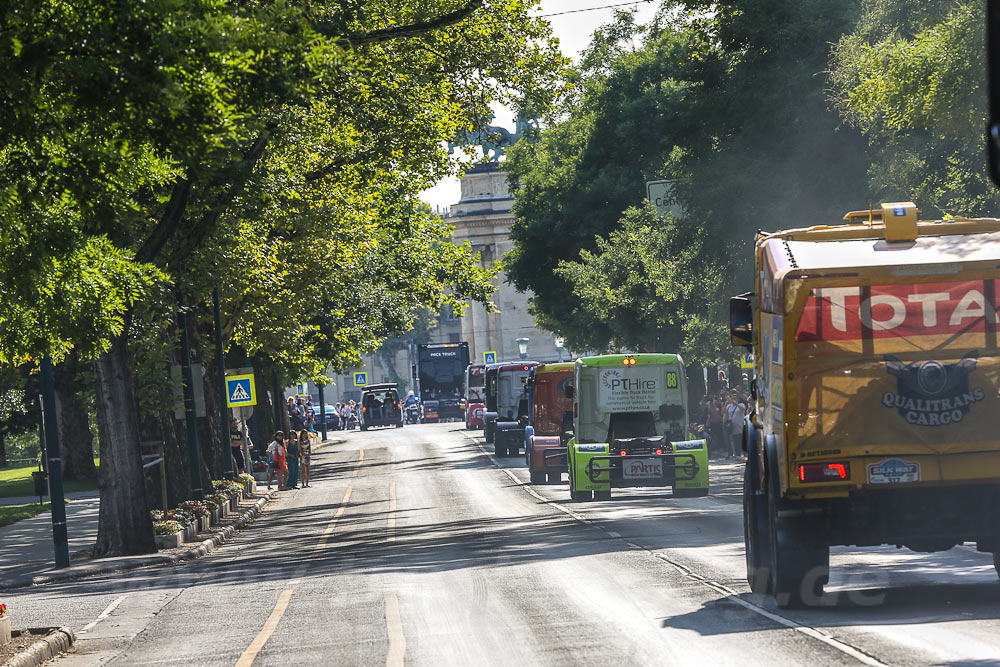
881,351,983,426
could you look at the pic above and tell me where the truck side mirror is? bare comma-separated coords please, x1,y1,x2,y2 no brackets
565,385,575,399
729,292,754,347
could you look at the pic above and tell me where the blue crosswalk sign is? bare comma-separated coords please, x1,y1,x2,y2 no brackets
226,374,256,407
483,351,497,364
354,372,367,386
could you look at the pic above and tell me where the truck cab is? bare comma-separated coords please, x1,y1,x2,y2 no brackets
464,363,486,430
484,362,537,456
565,354,709,501
524,363,575,484
734,202,1000,607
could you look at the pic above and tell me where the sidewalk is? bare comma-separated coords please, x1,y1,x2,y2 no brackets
0,490,99,508
0,436,343,590
0,496,101,584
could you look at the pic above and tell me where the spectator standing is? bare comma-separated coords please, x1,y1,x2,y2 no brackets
266,432,285,491
286,430,300,489
229,418,246,475
708,396,725,459
725,394,744,459
298,430,312,488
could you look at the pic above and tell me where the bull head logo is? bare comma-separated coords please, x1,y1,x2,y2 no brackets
882,351,983,426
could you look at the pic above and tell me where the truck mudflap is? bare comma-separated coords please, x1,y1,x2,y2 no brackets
671,439,710,492
530,435,566,472
570,443,611,492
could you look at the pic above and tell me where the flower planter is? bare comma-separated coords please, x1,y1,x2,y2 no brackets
184,522,197,542
154,532,183,549
219,502,229,518
210,507,221,525
230,495,239,512
1,614,11,646
198,516,210,533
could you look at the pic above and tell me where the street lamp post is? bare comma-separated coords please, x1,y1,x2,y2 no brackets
553,335,566,363
516,337,530,361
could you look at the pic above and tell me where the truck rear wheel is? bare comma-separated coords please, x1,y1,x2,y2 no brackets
767,463,829,608
593,490,611,501
673,487,708,498
530,471,546,484
994,552,1000,579
570,488,592,501
744,458,772,595
547,472,561,484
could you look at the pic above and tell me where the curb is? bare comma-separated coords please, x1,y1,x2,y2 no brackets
0,493,273,592
0,627,74,667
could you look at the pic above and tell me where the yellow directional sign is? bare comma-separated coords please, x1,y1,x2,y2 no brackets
226,374,256,407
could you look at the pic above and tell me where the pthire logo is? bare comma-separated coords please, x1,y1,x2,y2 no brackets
881,351,983,426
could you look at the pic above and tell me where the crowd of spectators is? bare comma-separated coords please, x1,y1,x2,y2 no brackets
286,395,361,432
694,371,750,460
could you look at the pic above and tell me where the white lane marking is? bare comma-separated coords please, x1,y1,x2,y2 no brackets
656,555,889,667
79,595,127,634
459,429,889,667
384,584,406,667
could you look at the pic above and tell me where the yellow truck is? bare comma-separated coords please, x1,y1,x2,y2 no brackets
731,202,1000,607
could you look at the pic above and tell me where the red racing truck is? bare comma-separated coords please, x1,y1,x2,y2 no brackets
524,362,575,484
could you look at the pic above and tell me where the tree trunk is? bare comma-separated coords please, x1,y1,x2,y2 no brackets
55,353,97,481
253,358,276,442
93,335,156,556
0,431,6,467
193,320,224,482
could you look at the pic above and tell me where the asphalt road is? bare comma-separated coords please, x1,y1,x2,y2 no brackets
6,423,1000,666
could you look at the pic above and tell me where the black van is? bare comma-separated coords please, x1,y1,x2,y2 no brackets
360,383,404,430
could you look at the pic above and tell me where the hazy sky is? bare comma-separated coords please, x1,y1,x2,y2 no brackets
419,0,660,211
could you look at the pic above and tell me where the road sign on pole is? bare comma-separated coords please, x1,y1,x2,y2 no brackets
646,180,684,219
740,353,754,369
354,372,368,386
226,374,257,407
483,351,497,365
296,382,309,397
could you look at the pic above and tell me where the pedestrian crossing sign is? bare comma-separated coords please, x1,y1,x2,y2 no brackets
296,383,309,397
740,353,754,369
354,372,367,386
483,351,497,365
226,374,256,407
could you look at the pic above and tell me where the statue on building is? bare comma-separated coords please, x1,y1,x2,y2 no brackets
449,113,538,163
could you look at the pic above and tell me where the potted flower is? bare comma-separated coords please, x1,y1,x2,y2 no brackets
238,473,256,496
152,519,185,549
1,602,11,647
178,500,211,533
202,495,223,525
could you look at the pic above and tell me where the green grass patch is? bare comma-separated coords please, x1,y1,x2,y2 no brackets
0,502,50,528
0,462,99,498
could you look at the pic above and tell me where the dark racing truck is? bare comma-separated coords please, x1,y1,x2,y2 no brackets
417,342,470,423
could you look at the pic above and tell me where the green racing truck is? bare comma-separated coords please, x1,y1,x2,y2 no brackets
565,353,709,501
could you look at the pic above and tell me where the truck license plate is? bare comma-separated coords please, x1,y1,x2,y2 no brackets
622,458,662,479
